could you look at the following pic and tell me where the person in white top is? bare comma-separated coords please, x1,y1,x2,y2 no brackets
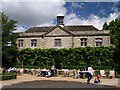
87,66,94,84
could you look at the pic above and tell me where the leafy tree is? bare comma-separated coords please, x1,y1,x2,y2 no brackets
104,18,120,70
113,44,120,70
108,19,120,44
2,12,18,68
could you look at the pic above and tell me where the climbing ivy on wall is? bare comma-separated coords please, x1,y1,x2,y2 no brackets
17,46,114,69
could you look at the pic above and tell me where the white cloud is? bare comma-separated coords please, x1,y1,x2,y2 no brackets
36,21,55,27
2,0,119,32
64,12,119,30
13,26,26,33
2,0,66,27
65,0,118,2
71,2,84,9
1,0,65,2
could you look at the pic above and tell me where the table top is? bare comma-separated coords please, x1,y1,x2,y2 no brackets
79,71,89,73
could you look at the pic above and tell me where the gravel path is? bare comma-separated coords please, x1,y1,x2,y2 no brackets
1,74,120,89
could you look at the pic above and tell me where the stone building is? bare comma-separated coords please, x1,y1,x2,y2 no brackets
17,13,110,49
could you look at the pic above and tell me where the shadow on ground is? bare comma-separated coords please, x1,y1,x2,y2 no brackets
2,80,119,90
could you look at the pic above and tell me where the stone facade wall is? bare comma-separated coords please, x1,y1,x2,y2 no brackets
102,36,111,47
17,27,111,49
17,35,110,49
43,36,73,49
73,36,111,47
17,37,43,50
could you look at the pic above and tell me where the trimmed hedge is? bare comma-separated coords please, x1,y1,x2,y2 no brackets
15,65,51,69
93,66,113,70
115,74,120,78
63,66,86,69
15,65,113,70
1,72,17,80
61,66,113,70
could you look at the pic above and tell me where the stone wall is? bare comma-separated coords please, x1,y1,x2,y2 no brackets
17,35,110,49
43,36,72,49
17,28,111,49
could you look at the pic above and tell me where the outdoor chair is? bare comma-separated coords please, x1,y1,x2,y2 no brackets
60,70,64,76
63,69,69,77
73,70,78,78
109,70,115,78
61,69,69,77
55,69,59,76
24,68,30,74
31,69,36,75
35,69,41,76
68,70,74,77
100,70,106,78
19,68,24,74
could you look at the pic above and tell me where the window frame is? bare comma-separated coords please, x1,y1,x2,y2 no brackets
31,39,37,48
18,40,24,48
95,38,103,46
80,38,87,47
54,38,62,47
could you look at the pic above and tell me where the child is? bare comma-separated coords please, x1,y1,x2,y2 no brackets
94,75,101,83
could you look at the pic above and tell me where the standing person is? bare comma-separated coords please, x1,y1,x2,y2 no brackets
86,66,94,84
51,65,55,76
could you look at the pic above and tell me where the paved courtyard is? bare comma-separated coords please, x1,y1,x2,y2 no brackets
1,74,120,89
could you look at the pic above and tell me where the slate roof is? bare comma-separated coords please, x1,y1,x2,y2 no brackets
18,25,110,37
65,25,98,31
25,26,54,33
25,25,98,33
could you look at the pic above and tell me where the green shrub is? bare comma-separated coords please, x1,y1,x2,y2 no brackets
63,66,86,69
93,66,113,70
62,65,113,70
1,72,17,81
115,74,120,78
94,70,100,76
15,65,51,69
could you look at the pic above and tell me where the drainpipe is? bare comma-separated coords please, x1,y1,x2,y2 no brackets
72,35,74,48
42,35,44,49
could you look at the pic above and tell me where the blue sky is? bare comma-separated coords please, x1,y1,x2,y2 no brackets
65,2,118,18
1,0,119,32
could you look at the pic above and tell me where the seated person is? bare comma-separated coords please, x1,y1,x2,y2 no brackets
94,75,101,83
41,68,47,77
51,65,55,70
51,65,56,76
46,69,51,78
